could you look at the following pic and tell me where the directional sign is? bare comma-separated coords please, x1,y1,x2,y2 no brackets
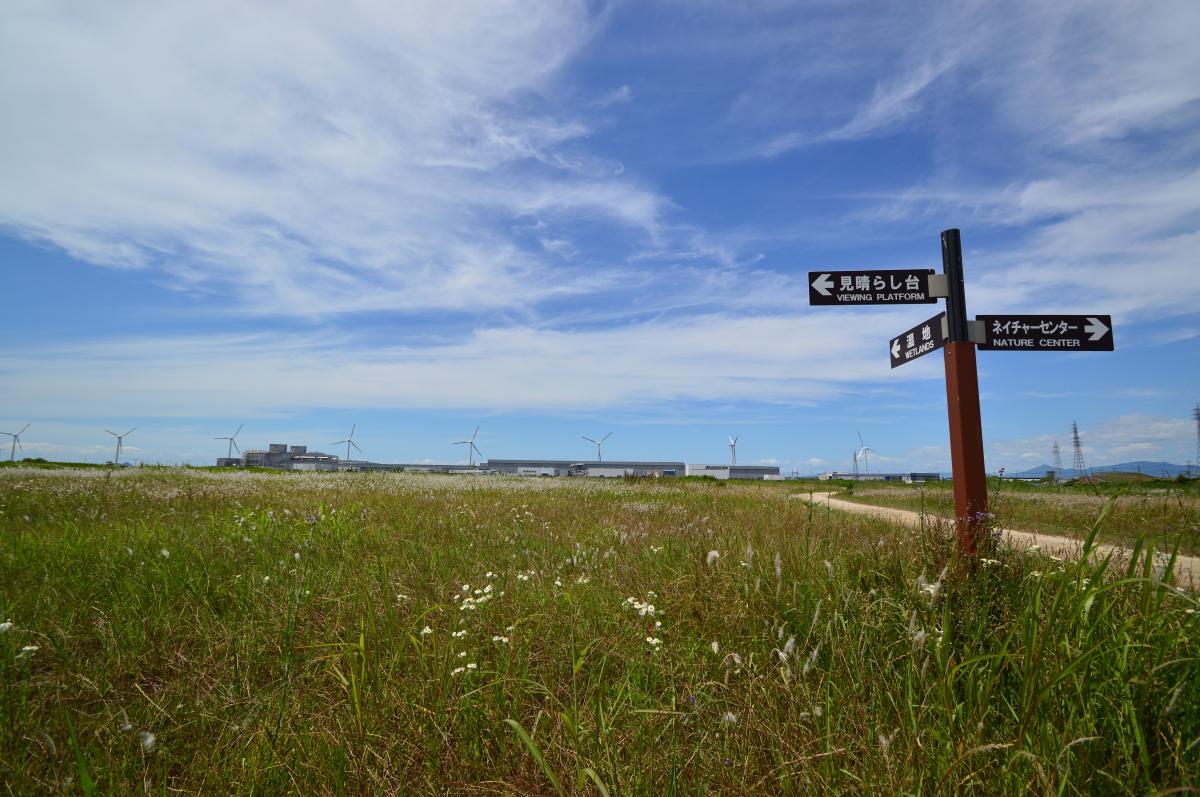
808,269,939,305
890,312,947,368
976,315,1114,352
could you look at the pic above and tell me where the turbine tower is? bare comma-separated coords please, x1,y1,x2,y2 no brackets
1051,440,1063,475
2,424,29,462
454,426,482,467
728,435,738,466
333,424,362,462
1071,421,1087,480
214,424,243,459
582,432,612,462
855,431,874,477
105,428,136,464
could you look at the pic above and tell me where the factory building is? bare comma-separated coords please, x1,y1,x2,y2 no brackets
818,471,941,482
685,464,782,480
485,459,686,478
219,443,340,470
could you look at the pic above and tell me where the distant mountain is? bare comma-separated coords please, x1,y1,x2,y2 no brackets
1006,461,1192,479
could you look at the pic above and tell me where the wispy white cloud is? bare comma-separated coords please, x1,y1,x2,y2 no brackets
0,0,671,317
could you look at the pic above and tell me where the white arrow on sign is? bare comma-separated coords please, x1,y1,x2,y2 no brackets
812,273,833,296
1084,317,1109,341
891,338,901,359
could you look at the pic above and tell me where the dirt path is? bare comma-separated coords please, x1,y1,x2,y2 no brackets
797,491,1199,589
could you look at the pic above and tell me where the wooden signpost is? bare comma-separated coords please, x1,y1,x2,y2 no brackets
808,229,1115,557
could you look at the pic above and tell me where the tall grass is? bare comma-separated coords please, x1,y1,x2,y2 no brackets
0,468,1196,794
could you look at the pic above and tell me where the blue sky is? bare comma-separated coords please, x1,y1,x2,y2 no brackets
2,1,1198,472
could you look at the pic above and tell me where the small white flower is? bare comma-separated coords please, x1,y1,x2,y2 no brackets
466,662,477,670
554,578,563,587
711,641,719,655
420,626,433,636
981,558,999,567
706,550,720,567
451,666,466,676
492,635,509,644
462,584,470,592
262,576,270,583
452,629,467,638
645,636,663,648
294,552,301,562
159,548,169,559
576,575,590,584
19,644,38,656
457,651,467,658
485,571,496,578
813,705,824,718
0,620,11,634
139,731,156,752
721,711,738,726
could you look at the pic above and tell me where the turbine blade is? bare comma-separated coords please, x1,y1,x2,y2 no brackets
232,440,240,454
857,431,864,447
16,439,23,452
350,424,356,437
601,432,612,442
105,429,118,437
352,441,362,452
582,436,596,444
471,426,479,441
18,424,30,436
233,424,242,438
125,428,136,436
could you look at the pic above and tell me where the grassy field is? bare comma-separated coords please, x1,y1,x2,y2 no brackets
1,468,1197,795
831,478,1200,557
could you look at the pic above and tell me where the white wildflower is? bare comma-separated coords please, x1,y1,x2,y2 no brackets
645,636,663,648
492,635,509,644
878,729,897,757
722,711,738,726
420,626,433,636
466,662,477,670
576,575,590,584
0,620,11,634
711,641,719,655
451,666,466,676
457,651,466,658
813,705,824,718
823,560,833,579
159,548,169,559
981,558,999,567
139,731,156,752
452,629,467,638
554,578,563,588
706,550,720,567
262,576,270,583
294,552,301,562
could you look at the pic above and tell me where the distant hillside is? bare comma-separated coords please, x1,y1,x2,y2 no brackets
1006,461,1192,479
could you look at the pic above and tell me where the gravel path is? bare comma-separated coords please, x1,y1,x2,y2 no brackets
797,491,1199,589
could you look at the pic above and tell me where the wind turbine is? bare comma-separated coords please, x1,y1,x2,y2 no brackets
582,432,612,462
454,426,482,467
2,424,29,462
855,431,874,477
106,428,136,464
214,424,243,459
728,434,738,466
333,424,362,462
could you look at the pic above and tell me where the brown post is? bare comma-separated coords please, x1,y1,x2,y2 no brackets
940,229,987,556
